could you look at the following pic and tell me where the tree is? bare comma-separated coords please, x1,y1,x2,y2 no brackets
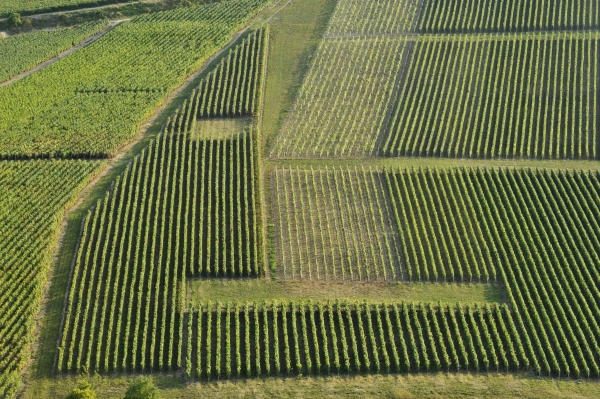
66,380,96,399
123,377,160,399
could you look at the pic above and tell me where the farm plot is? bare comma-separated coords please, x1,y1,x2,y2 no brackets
0,159,103,398
324,0,600,37
195,26,269,118
56,125,261,374
0,0,115,16
387,166,600,377
384,33,599,159
56,22,268,375
271,167,402,281
0,20,108,84
324,0,420,37
415,0,600,33
0,0,272,158
184,301,524,379
270,37,408,158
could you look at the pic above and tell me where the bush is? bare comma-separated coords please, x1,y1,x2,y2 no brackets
7,13,22,28
66,380,96,399
123,377,160,399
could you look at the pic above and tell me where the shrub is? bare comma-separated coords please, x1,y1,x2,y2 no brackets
66,380,96,399
123,377,160,399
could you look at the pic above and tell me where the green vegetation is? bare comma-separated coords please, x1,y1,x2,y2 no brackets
19,373,600,399
0,0,129,18
57,31,267,374
56,127,260,373
271,38,408,158
0,20,108,83
183,301,521,378
325,0,600,36
260,0,337,152
0,159,104,398
384,33,599,159
195,26,268,118
388,166,600,377
415,0,600,33
271,167,402,280
124,377,160,399
0,0,272,158
188,280,504,304
66,380,96,399
4,0,600,397
325,0,418,37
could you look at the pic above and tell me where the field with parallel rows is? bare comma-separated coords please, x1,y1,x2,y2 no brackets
0,160,102,398
57,126,261,373
56,30,267,374
271,37,408,158
0,0,120,17
184,301,524,379
271,167,402,281
4,0,600,397
325,0,600,37
270,165,600,377
384,33,599,159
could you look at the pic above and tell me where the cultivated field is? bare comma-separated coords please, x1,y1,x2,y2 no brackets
0,160,103,398
2,0,600,397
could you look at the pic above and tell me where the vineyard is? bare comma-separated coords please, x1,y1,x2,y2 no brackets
271,167,402,281
183,301,523,378
0,0,122,17
325,0,600,36
0,159,103,398
56,28,268,373
271,37,408,158
383,33,599,159
269,165,600,378
0,0,272,158
0,20,108,83
3,0,600,397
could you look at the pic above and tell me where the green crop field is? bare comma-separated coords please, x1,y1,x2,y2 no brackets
0,0,119,17
0,159,103,398
2,0,600,397
0,20,108,83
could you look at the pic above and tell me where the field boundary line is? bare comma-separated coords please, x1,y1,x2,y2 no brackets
0,19,127,88
266,157,600,172
322,28,600,41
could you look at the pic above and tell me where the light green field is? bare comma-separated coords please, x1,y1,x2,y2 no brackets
187,280,504,305
192,117,252,140
259,0,337,153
